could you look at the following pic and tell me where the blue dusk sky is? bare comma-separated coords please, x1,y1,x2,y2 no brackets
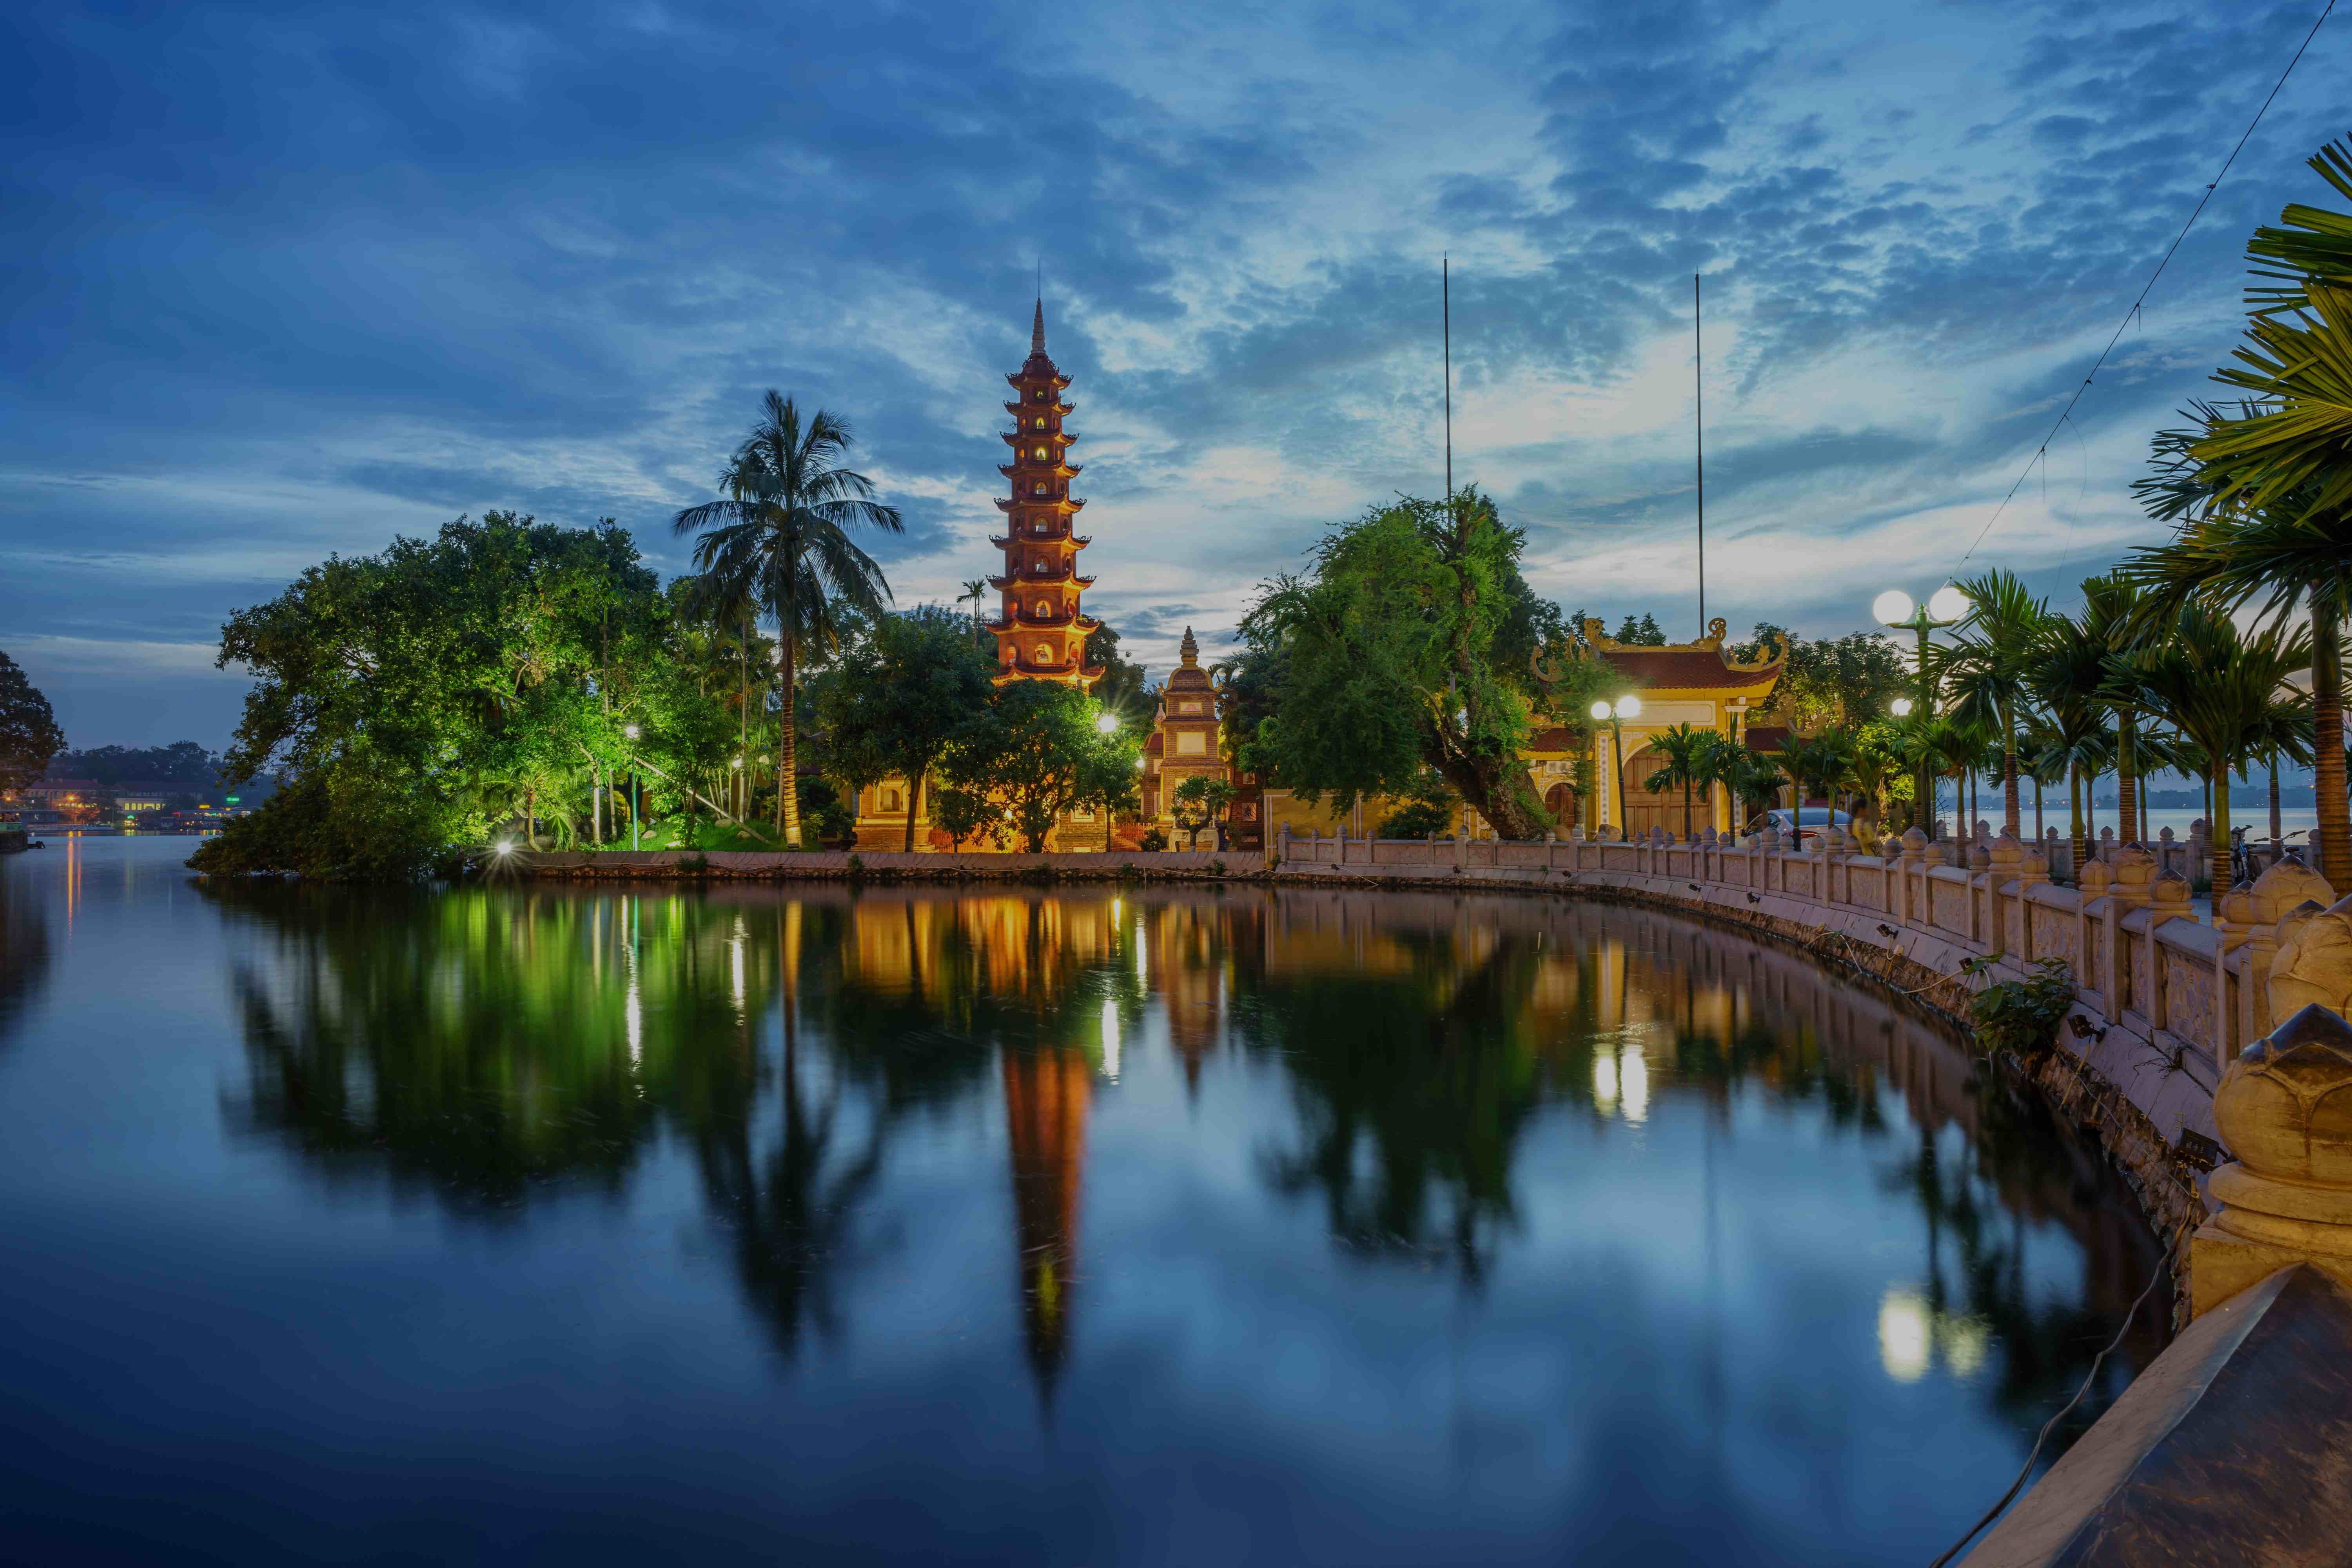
4,0,2347,750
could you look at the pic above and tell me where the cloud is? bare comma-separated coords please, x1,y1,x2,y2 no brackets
4,0,2348,737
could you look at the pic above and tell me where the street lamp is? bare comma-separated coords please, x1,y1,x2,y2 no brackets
1874,585,1969,842
1589,695,1641,840
1094,711,1119,735
623,724,642,851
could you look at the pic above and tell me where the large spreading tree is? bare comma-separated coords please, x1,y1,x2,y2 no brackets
1238,489,1559,840
0,651,65,793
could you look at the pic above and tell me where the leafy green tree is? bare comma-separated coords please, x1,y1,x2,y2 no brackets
951,681,1104,852
930,785,1000,851
815,607,998,851
673,391,902,848
200,513,660,878
1172,775,1236,850
1612,613,1666,646
1733,624,1911,729
0,651,65,793
1239,490,1553,838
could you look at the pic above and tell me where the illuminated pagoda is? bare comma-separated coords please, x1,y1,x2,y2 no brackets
989,300,1102,688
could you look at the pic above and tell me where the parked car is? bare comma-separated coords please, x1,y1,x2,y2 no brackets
1741,807,1852,842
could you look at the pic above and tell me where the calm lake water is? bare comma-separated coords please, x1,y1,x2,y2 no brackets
0,838,2170,1566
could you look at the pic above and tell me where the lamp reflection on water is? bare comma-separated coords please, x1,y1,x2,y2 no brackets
1101,998,1120,1082
1591,1036,1650,1123
1877,1287,1991,1383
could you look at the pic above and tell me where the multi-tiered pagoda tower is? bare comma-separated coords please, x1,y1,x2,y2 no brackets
990,302,1101,688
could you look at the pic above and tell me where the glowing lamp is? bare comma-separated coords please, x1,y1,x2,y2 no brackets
1589,700,1611,720
1616,695,1642,719
1871,589,1914,627
1889,697,1914,717
1928,584,1971,623
1095,713,1119,734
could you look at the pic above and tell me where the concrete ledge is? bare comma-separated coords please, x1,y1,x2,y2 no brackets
1964,1264,2352,1567
512,848,1241,880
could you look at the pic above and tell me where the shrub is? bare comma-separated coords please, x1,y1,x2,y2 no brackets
1966,956,2076,1058
187,772,457,882
1139,828,1169,852
1377,800,1452,839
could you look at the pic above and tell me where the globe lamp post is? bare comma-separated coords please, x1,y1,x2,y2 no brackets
1588,694,1642,840
1873,586,1968,841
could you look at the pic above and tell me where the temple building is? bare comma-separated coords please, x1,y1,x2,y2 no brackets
1140,626,1260,848
1575,617,1785,838
1256,617,1782,844
851,301,1103,849
990,301,1102,689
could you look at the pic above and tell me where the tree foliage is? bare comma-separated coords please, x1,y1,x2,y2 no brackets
1238,489,1553,839
0,651,65,793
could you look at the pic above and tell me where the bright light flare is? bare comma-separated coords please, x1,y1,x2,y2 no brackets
494,840,514,855
1590,700,1611,720
1872,589,1915,627
1094,713,1119,734
1890,697,1914,717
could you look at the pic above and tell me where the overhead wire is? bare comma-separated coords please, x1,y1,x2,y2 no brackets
1952,0,2336,572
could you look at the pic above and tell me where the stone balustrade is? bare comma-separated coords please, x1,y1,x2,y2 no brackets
1274,821,2352,1157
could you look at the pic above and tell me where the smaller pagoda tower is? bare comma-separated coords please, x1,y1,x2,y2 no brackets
991,301,1101,688
1144,627,1226,831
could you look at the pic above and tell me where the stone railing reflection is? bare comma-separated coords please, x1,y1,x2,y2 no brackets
1274,820,2351,1092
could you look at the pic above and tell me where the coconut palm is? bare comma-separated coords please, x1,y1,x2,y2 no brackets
674,392,903,847
2132,605,2311,887
960,578,991,648
1938,570,2049,837
2124,144,2352,891
1641,722,1713,840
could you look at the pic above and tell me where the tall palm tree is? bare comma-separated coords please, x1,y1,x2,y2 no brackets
960,578,991,648
2026,594,2116,870
2074,573,2162,846
1940,569,2048,837
2125,142,2352,891
2132,605,2311,887
675,392,902,847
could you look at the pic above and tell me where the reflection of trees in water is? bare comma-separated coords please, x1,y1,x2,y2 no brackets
1879,1069,2171,1450
1236,930,1548,1282
0,864,53,1050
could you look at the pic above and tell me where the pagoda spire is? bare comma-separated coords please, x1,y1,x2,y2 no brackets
1179,626,1199,666
990,299,1098,689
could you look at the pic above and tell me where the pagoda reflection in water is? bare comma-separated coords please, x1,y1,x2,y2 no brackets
209,881,2170,1428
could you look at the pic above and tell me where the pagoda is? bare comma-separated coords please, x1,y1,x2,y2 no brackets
989,301,1101,688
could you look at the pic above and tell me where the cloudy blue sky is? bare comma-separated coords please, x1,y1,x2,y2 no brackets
5,0,2346,749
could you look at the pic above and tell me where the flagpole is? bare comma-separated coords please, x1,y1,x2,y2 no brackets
1443,257,1453,505
1695,272,1705,637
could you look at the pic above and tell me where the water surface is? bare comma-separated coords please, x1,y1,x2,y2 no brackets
0,838,2169,1566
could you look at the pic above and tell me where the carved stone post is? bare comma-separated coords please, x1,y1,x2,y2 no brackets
1898,826,1926,926
2075,855,2113,1008
2147,867,2194,1035
2105,846,2156,1017
2190,1003,2352,1318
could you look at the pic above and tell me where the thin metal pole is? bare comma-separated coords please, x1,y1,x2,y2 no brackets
1695,272,1705,636
1443,257,1453,504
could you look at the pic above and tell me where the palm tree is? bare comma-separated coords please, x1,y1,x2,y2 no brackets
674,392,902,847
2026,599,2114,871
2133,606,2312,888
2074,573,2163,846
960,578,991,648
1940,569,2048,837
1641,722,1712,839
2124,142,2352,891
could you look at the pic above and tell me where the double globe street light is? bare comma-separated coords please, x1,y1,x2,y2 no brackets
1588,694,1642,840
1872,585,1970,843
